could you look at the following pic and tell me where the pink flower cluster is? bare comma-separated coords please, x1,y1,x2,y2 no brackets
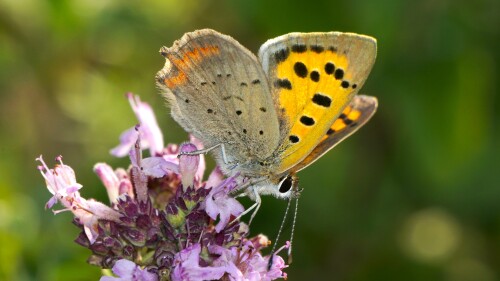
37,93,288,281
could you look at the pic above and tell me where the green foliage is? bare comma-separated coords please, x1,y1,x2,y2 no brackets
0,0,499,280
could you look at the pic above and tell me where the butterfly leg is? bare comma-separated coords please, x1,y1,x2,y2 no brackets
228,162,240,170
248,189,262,225
232,187,261,225
178,142,229,164
229,176,267,196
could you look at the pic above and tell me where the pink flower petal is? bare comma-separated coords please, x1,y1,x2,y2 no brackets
110,127,138,157
127,93,164,156
204,177,244,232
100,259,158,281
178,143,200,189
110,259,136,277
205,166,224,189
189,135,205,183
171,244,226,281
142,156,179,177
94,163,120,203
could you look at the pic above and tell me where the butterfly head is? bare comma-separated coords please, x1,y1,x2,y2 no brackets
245,173,300,200
277,174,297,196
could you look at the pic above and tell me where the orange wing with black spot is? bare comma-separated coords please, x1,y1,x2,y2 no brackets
291,95,378,173
258,32,377,174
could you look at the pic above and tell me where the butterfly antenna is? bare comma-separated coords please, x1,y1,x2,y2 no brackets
288,193,299,264
267,195,293,270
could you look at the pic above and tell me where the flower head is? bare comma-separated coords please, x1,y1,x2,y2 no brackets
37,155,82,209
37,155,122,244
38,94,289,280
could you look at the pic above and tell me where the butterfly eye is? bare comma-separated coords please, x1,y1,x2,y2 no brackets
278,175,294,193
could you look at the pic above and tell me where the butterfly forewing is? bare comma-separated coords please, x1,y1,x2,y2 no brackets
258,32,377,173
156,29,281,163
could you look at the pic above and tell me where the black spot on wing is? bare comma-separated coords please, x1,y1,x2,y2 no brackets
341,81,350,88
274,79,292,90
310,45,324,53
294,62,308,78
312,93,332,107
334,68,344,80
325,62,335,75
300,116,315,126
289,135,299,143
275,48,290,63
291,44,307,53
310,71,320,82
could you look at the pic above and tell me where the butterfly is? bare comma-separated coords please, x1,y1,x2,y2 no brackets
156,29,377,205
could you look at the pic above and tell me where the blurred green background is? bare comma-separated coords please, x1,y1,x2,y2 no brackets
1,0,499,280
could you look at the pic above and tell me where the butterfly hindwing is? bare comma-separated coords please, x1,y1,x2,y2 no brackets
156,29,281,162
258,32,377,174
291,95,378,173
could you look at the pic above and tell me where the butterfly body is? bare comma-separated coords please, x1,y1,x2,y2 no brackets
156,29,377,199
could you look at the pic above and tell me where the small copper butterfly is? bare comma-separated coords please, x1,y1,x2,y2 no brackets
156,29,377,203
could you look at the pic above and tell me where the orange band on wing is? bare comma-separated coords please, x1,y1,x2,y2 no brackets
319,105,362,142
172,46,220,68
163,71,187,88
331,118,347,132
347,109,361,121
163,46,220,88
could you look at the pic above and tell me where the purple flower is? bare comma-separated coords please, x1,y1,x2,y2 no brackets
110,93,164,157
189,135,206,183
37,94,289,280
209,238,288,281
178,143,200,189
171,244,226,281
93,163,119,198
171,237,288,281
204,175,245,233
141,156,179,178
37,155,82,209
205,166,224,189
100,259,157,281
37,156,121,244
